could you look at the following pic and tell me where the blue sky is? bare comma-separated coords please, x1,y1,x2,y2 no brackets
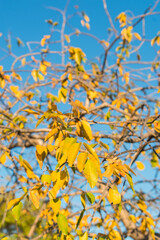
1,0,158,39
1,0,159,62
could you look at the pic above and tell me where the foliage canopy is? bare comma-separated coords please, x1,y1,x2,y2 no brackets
0,1,160,239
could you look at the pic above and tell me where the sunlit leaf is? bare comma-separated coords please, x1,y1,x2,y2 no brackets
83,143,99,162
77,152,88,172
136,161,145,170
49,198,61,215
108,188,121,205
79,232,88,240
80,120,93,141
67,142,81,167
41,35,50,46
41,174,52,185
84,158,98,188
134,32,142,41
7,198,21,210
45,128,59,141
30,189,40,209
65,34,70,43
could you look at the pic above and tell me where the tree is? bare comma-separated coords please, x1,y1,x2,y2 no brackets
0,0,160,239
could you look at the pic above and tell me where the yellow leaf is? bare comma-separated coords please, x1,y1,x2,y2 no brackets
137,201,147,211
21,57,26,66
12,72,22,81
41,35,50,46
136,161,145,170
36,145,47,155
79,120,93,141
51,171,58,182
154,120,160,133
21,159,33,171
79,232,88,240
45,128,59,141
67,142,81,167
58,87,67,103
151,38,155,46
86,23,90,30
43,60,51,67
108,188,121,204
103,164,113,178
77,152,88,172
116,12,127,27
31,69,38,82
68,73,72,81
23,109,39,115
63,194,69,203
36,145,47,169
83,143,99,162
0,78,5,88
65,34,70,43
18,176,28,183
121,26,133,43
47,144,55,152
10,86,23,98
84,158,98,188
81,19,85,26
84,14,90,22
83,73,90,80
134,32,142,41
156,36,160,45
7,198,21,210
49,198,61,215
123,72,129,84
0,152,10,164
39,62,47,75
62,137,76,156
73,100,89,113
109,230,121,240
49,187,57,199
30,189,40,209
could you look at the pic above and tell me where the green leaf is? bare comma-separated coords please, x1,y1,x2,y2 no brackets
76,209,85,229
57,214,68,235
86,192,95,204
12,201,23,221
151,157,158,168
